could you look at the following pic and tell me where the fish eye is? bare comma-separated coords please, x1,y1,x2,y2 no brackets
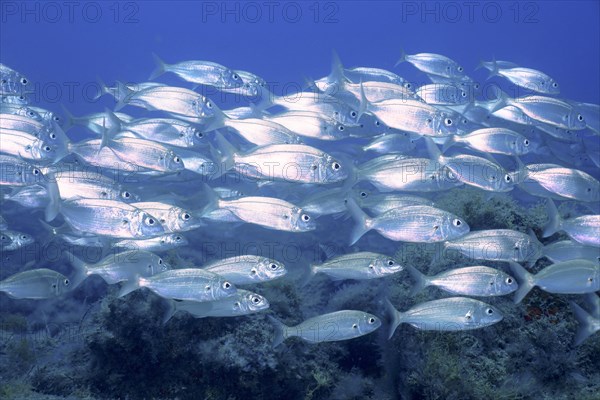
486,308,494,315
18,95,25,100
352,324,358,329
461,91,467,97
20,235,28,240
577,114,584,121
122,191,131,199
158,259,163,265
506,277,513,284
405,83,412,89
20,78,28,85
452,219,462,227
175,235,182,241
206,101,213,109
43,146,51,152
360,191,368,198
52,284,57,289
49,133,56,139
368,317,376,324
444,118,453,126
205,285,211,291
145,217,156,226
252,296,260,303
53,116,60,121
269,263,278,270
523,139,530,146
195,130,204,138
223,281,232,289
426,118,433,124
301,214,310,222
504,174,512,183
474,83,480,89
32,168,40,175
232,73,239,80
350,111,357,118
311,165,318,171
28,110,35,117
331,162,341,170
173,156,181,163
552,82,558,87
337,125,345,131
182,213,190,220
457,66,463,72
64,279,70,286
387,260,395,266
374,120,381,126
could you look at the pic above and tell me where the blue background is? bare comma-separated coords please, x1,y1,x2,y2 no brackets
1,0,598,120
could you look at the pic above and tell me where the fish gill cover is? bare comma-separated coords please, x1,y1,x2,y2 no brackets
0,1,599,399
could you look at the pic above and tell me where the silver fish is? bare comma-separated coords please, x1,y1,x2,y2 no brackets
385,297,503,338
0,128,66,163
542,240,600,263
59,198,165,239
118,117,206,148
105,137,185,173
347,199,469,245
396,51,466,80
518,164,600,202
215,133,348,184
352,189,434,215
268,310,381,347
0,154,43,186
0,268,71,299
119,268,236,302
505,96,587,130
543,200,600,247
491,66,560,95
202,255,286,285
443,229,544,263
406,265,517,297
202,192,315,232
307,251,402,282
264,110,348,141
52,170,137,201
510,260,600,303
163,289,270,322
222,118,303,146
116,83,218,123
149,54,243,89
68,250,169,286
443,128,531,156
354,155,462,193
111,233,188,252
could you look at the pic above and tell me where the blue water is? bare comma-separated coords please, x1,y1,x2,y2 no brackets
1,2,599,399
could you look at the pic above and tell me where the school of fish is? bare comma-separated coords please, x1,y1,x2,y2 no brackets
0,50,599,347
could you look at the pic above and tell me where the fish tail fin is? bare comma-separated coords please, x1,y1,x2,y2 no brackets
489,86,509,113
345,198,373,245
196,182,220,218
475,59,486,71
406,265,429,296
162,300,177,324
542,198,562,238
149,53,168,80
394,48,407,67
99,108,120,150
486,55,499,79
44,172,60,222
211,131,237,178
299,263,318,288
60,104,76,131
114,81,133,111
441,135,457,153
569,301,598,346
356,80,371,122
508,262,535,304
384,298,403,339
118,276,140,297
267,315,289,348
94,75,110,100
424,137,443,162
66,251,88,289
